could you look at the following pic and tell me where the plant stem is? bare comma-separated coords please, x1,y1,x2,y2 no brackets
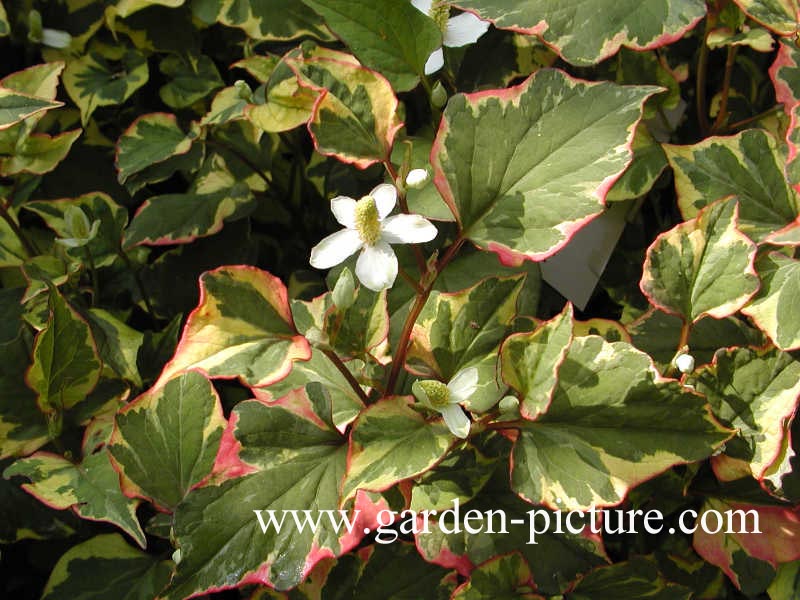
383,159,427,276
723,105,782,132
666,319,692,378
322,348,370,404
711,45,738,133
695,13,716,136
83,246,99,306
385,236,465,394
0,198,36,257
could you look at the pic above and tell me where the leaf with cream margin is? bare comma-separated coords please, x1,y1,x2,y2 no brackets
511,336,731,510
432,69,659,264
732,0,799,35
455,0,706,66
640,198,759,323
742,252,800,350
695,347,800,482
109,371,225,510
215,0,332,41
156,266,311,388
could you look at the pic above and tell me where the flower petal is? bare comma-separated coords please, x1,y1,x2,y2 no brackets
411,0,433,14
424,48,444,75
310,228,362,269
448,367,479,404
370,184,397,219
381,214,438,244
440,404,471,438
443,12,490,47
331,196,356,228
355,240,398,291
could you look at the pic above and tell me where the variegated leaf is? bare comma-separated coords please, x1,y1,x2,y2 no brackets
63,45,149,125
26,288,102,416
511,336,731,510
0,129,81,176
568,557,692,600
452,553,540,600
342,396,454,501
732,0,799,35
663,129,800,241
215,0,332,41
0,88,61,130
0,2,8,37
501,304,573,420
41,534,172,600
640,199,759,322
771,39,800,188
3,449,146,548
285,47,402,168
694,499,800,592
432,69,658,263
300,0,442,91
109,371,225,510
164,387,368,596
156,266,311,388
112,0,185,18
696,347,800,481
455,0,706,66
607,125,669,201
246,57,318,133
742,252,800,350
115,112,195,189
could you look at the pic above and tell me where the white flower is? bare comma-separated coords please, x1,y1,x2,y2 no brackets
412,0,490,75
675,353,695,374
412,367,478,438
309,184,437,292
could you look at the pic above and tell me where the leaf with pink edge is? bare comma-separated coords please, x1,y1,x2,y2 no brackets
455,0,706,66
742,252,800,351
452,552,541,600
157,266,311,388
732,0,799,35
432,69,659,263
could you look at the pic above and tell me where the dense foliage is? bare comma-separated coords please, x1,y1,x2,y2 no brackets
1,0,799,598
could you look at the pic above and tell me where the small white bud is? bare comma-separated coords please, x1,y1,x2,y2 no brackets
431,81,448,108
675,353,695,374
172,548,182,564
332,267,356,310
405,168,429,189
498,395,519,414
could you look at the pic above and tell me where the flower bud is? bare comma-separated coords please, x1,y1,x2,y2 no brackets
405,168,429,189
431,81,448,108
332,267,356,310
498,395,520,415
675,353,695,374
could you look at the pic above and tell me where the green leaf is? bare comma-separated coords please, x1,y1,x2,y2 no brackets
164,389,351,596
695,347,800,481
287,46,402,168
693,498,800,593
511,336,731,510
158,54,224,109
606,125,669,201
0,2,8,37
216,0,332,40
0,88,62,130
640,199,759,322
112,0,185,19
109,371,225,509
246,58,318,133
455,0,706,66
415,471,608,596
568,556,692,600
768,561,800,600
452,552,540,600
1,62,64,103
408,276,523,412
410,445,498,512
25,192,129,268
27,288,102,416
157,266,311,388
123,172,254,247
115,112,195,189
627,308,764,369
0,129,82,176
86,309,144,387
432,69,658,262
742,252,800,350
0,333,48,459
63,45,149,125
300,0,441,92
0,209,27,267
258,349,365,429
500,303,573,420
3,449,146,548
41,534,172,600
770,39,800,188
342,396,454,501
663,129,800,241
732,0,799,35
